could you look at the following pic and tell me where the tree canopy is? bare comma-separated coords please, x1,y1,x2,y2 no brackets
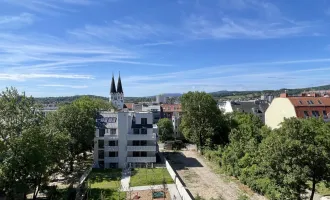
180,91,229,150
157,118,174,142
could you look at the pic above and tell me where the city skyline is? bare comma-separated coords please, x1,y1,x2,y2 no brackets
1,0,330,97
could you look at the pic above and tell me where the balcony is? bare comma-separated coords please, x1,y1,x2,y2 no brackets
127,133,156,140
104,146,119,151
104,157,119,163
127,146,156,151
127,157,156,163
104,134,118,140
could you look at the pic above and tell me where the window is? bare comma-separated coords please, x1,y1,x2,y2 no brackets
299,100,303,105
109,163,118,168
133,151,140,157
110,128,116,135
323,110,328,118
141,152,147,157
98,140,104,148
98,150,104,159
307,100,314,105
312,111,320,117
109,151,118,157
318,100,322,104
141,140,147,146
109,141,117,146
133,140,140,146
133,129,139,134
141,129,147,134
99,129,105,137
141,118,147,125
98,161,104,169
304,111,309,118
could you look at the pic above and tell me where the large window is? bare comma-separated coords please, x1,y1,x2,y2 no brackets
133,140,140,146
141,152,147,157
133,151,139,157
109,140,117,146
98,161,104,169
141,140,147,146
141,118,147,125
323,110,328,118
98,140,104,148
133,129,139,134
98,150,104,159
109,152,118,157
141,129,147,134
304,111,309,118
312,111,320,117
99,129,105,137
110,129,116,135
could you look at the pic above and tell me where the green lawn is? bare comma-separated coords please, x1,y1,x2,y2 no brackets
130,168,174,187
87,169,126,200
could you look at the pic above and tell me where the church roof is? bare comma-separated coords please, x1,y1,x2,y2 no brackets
110,75,116,93
117,74,123,93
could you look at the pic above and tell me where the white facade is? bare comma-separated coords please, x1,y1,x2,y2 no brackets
218,101,233,113
93,111,157,169
172,112,181,139
110,92,124,110
156,94,167,104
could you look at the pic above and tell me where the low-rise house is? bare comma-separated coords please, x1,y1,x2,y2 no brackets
265,92,330,129
219,100,269,123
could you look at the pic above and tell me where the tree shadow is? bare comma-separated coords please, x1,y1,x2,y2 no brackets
87,169,122,185
88,189,125,200
164,152,203,170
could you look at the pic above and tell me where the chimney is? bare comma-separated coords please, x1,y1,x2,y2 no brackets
280,92,288,98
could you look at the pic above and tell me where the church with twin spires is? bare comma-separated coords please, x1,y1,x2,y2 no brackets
109,73,124,110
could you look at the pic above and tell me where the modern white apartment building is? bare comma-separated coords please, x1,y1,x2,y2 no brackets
93,111,158,169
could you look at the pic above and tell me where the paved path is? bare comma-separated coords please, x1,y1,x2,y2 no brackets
120,168,131,191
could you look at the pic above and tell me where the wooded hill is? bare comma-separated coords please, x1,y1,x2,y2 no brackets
35,84,330,105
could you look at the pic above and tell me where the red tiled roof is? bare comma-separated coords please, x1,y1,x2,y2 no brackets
124,103,134,110
160,104,182,112
286,96,330,118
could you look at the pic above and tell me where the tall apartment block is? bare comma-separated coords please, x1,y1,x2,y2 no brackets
93,111,158,169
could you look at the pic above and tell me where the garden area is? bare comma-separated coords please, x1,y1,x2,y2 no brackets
86,169,126,200
130,168,174,187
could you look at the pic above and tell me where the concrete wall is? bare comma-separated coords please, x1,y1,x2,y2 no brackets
165,158,193,200
265,97,296,129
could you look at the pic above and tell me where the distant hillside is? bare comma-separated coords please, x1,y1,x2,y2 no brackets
35,95,153,105
210,84,330,99
35,84,330,105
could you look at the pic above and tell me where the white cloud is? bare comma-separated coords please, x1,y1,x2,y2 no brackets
0,13,34,29
68,19,171,42
0,73,93,81
38,84,88,88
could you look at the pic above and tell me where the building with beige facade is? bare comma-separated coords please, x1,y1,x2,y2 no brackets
265,92,330,129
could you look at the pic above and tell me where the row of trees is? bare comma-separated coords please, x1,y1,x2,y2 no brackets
0,88,115,199
180,91,330,199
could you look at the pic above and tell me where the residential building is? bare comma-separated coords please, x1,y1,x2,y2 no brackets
265,92,330,129
156,94,167,104
109,73,124,110
219,100,269,123
172,112,182,139
161,104,182,119
142,104,162,124
93,110,157,169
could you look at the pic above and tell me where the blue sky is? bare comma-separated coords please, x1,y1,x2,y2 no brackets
1,0,330,97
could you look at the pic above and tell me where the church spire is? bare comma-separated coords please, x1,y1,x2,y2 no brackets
110,73,117,93
117,72,123,93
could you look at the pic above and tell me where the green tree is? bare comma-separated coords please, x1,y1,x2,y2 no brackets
157,118,174,142
180,91,228,151
0,88,70,200
54,104,95,171
260,118,330,200
72,96,116,118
